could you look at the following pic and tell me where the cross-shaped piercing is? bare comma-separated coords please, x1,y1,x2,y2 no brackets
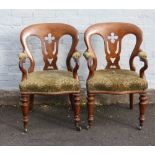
108,32,118,44
44,33,55,44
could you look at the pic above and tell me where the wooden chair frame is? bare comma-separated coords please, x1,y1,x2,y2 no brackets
84,22,148,130
19,23,81,132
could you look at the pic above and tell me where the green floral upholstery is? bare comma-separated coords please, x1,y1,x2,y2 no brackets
83,51,94,60
72,51,81,60
87,69,148,92
18,52,28,61
20,70,80,93
138,51,147,60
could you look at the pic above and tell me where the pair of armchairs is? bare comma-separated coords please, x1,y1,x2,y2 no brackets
19,23,148,132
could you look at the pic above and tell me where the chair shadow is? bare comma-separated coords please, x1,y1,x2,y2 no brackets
0,103,140,133
0,105,75,133
31,107,75,130
95,104,139,130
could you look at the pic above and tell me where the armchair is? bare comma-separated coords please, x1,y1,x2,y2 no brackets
84,22,148,130
19,23,81,132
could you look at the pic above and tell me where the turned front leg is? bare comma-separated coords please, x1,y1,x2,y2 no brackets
73,93,81,131
139,93,148,130
87,93,95,129
21,94,30,132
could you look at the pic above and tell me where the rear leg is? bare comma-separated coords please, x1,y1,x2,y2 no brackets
29,94,34,111
129,94,134,110
69,94,74,111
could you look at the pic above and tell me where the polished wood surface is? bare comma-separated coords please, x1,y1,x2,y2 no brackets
19,23,81,132
87,93,95,128
29,94,34,111
21,94,29,132
73,93,81,131
129,94,134,110
20,23,79,80
84,22,147,79
139,93,148,129
84,22,148,129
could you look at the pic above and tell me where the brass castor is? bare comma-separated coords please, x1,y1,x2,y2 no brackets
24,128,28,133
138,126,142,130
76,126,82,131
86,125,91,130
75,123,82,131
86,122,92,130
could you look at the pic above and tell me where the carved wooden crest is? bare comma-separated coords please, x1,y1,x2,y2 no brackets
84,22,142,70
20,23,79,72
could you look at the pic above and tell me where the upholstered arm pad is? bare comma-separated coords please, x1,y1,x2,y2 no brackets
83,51,94,60
138,50,148,78
72,51,81,60
138,50,147,60
70,51,81,79
18,52,28,62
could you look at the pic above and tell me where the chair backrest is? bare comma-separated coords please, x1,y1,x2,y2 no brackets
84,22,143,70
20,23,79,72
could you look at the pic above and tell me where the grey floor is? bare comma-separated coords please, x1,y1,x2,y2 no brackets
0,103,155,146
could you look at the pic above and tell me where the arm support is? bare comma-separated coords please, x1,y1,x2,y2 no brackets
71,50,81,79
18,52,28,81
138,50,148,78
83,50,96,80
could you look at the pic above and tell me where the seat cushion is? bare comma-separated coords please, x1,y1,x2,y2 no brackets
87,69,148,92
19,70,80,93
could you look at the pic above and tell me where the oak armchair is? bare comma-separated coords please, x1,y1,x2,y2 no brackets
19,23,81,132
83,22,148,130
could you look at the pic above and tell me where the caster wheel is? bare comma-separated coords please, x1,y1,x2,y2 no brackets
76,126,82,131
86,125,91,130
24,128,28,133
138,126,142,130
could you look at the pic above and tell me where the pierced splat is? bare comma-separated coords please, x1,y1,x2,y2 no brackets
48,58,53,64
44,33,55,44
42,33,58,70
20,23,79,74
110,58,116,64
84,23,143,72
105,32,121,69
108,32,118,44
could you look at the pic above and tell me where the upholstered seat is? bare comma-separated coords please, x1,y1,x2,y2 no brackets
87,69,148,92
20,70,80,93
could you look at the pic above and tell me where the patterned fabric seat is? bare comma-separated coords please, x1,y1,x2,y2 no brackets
87,69,148,92
20,70,80,93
